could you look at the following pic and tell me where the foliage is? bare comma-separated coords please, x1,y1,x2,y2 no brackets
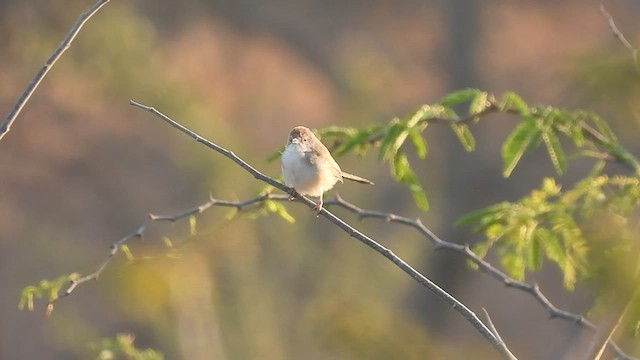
18,273,79,311
272,89,639,212
20,88,640,356
88,333,164,360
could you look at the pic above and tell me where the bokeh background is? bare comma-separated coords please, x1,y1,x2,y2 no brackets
1,0,640,359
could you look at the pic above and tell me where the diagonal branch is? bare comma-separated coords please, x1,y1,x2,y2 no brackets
46,193,278,313
600,4,638,67
482,308,516,360
320,195,636,360
128,100,518,359
1,0,112,142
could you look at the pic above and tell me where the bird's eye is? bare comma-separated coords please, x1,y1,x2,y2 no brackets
303,138,307,142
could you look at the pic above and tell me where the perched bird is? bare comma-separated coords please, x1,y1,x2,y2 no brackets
281,126,373,213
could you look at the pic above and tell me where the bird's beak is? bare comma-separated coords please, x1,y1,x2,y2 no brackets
291,138,300,144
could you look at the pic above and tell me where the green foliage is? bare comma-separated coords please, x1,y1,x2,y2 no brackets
501,117,539,177
19,274,79,311
281,90,640,211
88,333,164,360
458,174,640,290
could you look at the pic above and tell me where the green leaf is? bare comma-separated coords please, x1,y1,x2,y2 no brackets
267,201,296,223
537,228,564,264
501,250,526,281
501,117,539,177
455,202,510,229
586,113,618,145
378,119,407,161
317,126,357,140
499,92,529,116
18,286,42,311
467,242,489,270
189,215,197,235
333,126,381,156
450,123,475,151
562,258,577,291
541,130,567,174
392,153,429,210
438,88,482,107
121,244,135,262
407,126,428,159
469,91,489,115
528,232,543,270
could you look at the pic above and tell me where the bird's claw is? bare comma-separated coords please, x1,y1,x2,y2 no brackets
287,187,297,201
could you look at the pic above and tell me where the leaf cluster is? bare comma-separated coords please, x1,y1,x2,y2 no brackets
279,89,639,211
18,273,79,312
457,174,640,291
87,333,164,360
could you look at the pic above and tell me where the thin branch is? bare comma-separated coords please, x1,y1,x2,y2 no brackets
582,262,640,360
320,195,636,360
482,308,517,360
47,194,240,311
129,100,517,359
0,0,112,142
600,4,638,67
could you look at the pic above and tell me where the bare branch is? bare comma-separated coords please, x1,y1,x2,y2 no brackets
46,193,279,311
582,263,640,360
482,308,517,360
320,195,636,360
128,100,517,359
600,4,638,67
0,0,112,142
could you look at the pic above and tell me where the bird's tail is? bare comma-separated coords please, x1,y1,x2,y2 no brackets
341,172,374,185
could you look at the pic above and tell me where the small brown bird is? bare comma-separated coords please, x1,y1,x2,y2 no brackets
281,126,373,212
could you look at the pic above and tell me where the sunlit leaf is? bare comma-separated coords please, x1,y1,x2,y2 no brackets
378,119,406,161
467,242,489,270
407,126,428,159
189,215,197,235
469,91,489,115
528,233,543,271
501,117,539,177
438,88,482,107
455,202,510,230
333,126,380,156
501,250,525,281
450,123,475,151
392,153,429,210
541,130,566,174
121,244,135,262
499,92,530,116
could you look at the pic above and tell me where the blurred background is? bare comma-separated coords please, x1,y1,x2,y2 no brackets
1,0,640,359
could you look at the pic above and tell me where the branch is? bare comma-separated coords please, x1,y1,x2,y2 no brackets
46,193,279,313
128,100,517,359
482,308,517,360
600,4,638,67
582,262,640,360
320,195,637,360
0,0,112,142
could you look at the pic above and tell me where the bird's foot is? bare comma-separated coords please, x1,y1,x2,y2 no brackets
287,187,298,201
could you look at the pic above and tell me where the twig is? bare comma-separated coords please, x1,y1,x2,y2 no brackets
321,195,636,360
54,190,636,359
129,100,518,359
600,4,638,67
0,0,112,142
582,262,640,360
46,193,284,311
482,308,517,360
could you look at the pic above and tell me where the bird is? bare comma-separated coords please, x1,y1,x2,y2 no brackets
281,126,373,213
